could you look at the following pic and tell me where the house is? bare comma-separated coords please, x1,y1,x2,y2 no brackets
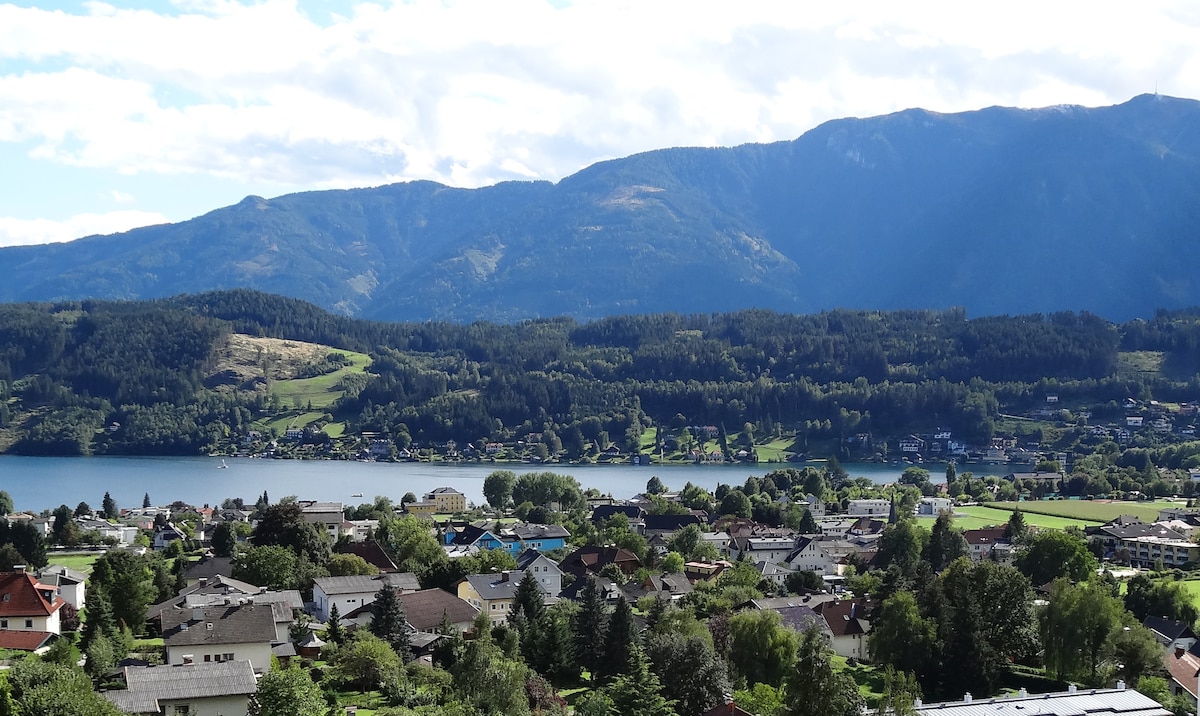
510,523,571,553
146,574,303,628
183,556,234,587
917,497,953,516
515,549,564,596
847,499,891,517
160,601,277,672
36,565,87,610
298,501,344,541
621,573,693,602
152,523,187,550
803,494,826,517
755,562,793,587
590,504,647,524
642,514,703,538
407,487,467,517
1088,521,1190,561
342,519,379,542
962,528,1012,563
913,686,1169,716
336,541,400,573
560,546,642,578
104,660,258,716
458,571,553,625
77,517,140,544
731,536,796,563
311,573,421,623
1144,616,1197,651
785,537,842,576
684,560,733,582
0,569,64,640
344,588,479,634
812,598,871,660
560,575,624,603
1164,645,1200,705
444,524,512,553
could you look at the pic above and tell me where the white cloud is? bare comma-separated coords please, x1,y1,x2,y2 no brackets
0,210,168,247
0,0,1197,237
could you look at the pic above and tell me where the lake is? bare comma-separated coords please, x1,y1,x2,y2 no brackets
0,455,1013,513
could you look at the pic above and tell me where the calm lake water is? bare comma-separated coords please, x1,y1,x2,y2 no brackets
0,455,1013,513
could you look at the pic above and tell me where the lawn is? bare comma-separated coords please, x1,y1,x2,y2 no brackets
45,552,101,575
989,500,1171,523
916,513,1001,531
270,349,372,410
954,505,1099,530
832,655,885,707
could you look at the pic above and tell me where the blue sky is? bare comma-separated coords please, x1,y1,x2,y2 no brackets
2,0,1199,247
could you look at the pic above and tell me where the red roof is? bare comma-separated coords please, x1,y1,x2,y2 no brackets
1164,649,1200,698
701,702,755,716
0,572,62,618
0,630,55,651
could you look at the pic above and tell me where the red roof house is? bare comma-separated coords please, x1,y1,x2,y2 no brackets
0,569,65,648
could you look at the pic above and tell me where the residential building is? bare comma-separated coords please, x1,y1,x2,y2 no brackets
962,527,1013,563
160,602,277,672
847,499,891,517
183,556,234,587
311,573,421,623
917,497,953,515
731,536,797,563
621,573,693,602
342,519,379,542
298,501,344,541
344,588,479,634
104,660,258,716
336,541,400,572
560,545,642,578
913,686,1169,716
1115,535,1200,568
812,598,871,660
1144,616,1196,652
36,565,86,610
458,571,552,625
407,487,467,517
515,549,564,596
803,494,826,517
509,523,571,553
0,569,63,638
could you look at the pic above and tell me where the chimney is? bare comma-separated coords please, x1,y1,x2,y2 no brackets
13,565,24,573
963,693,972,703
1177,646,1187,658
914,699,922,708
198,578,207,587
191,606,205,622
1116,680,1126,691
1068,684,1077,693
1018,688,1028,698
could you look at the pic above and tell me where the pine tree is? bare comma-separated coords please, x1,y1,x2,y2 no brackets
370,582,411,660
142,493,151,509
538,606,579,686
326,602,346,644
509,571,545,625
101,492,117,520
600,596,637,683
573,576,609,685
604,646,675,716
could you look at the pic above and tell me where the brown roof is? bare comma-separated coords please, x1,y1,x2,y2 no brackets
560,546,642,577
0,571,63,618
391,589,479,631
963,527,1008,546
336,541,399,573
702,702,756,716
0,630,56,651
813,598,871,637
1164,649,1200,698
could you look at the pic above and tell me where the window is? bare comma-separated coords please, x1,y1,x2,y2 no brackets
204,655,212,662
24,619,32,629
174,705,191,715
0,620,7,629
224,653,234,662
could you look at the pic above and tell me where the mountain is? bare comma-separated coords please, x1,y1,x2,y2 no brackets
4,94,1200,321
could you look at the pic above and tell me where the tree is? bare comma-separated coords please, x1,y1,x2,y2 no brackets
646,476,667,495
728,609,799,687
211,522,236,558
874,666,921,716
573,576,609,684
869,590,937,685
665,523,703,559
785,569,824,594
371,582,411,660
1124,574,1199,624
325,602,346,645
452,613,532,716
74,502,90,518
602,646,675,716
332,631,401,691
1003,506,1028,543
720,490,752,518
599,596,637,683
89,550,153,634
233,545,298,591
735,683,785,716
877,518,927,576
0,491,11,515
647,631,731,716
1041,580,1125,684
326,553,378,576
783,626,863,716
249,664,328,716
101,492,117,520
142,492,151,509
1111,623,1166,688
0,545,26,571
5,659,125,716
1015,529,1098,587
924,513,968,572
484,470,517,509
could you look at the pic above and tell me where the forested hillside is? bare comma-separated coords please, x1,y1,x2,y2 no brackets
2,290,1199,459
2,96,1200,321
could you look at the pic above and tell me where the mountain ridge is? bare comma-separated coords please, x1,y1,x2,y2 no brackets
4,93,1199,322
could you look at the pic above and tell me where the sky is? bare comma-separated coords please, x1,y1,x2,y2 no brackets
1,0,1198,248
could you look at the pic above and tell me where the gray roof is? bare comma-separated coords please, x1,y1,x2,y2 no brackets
147,576,301,621
161,603,277,647
463,572,545,601
913,688,1169,716
515,549,560,571
183,556,234,581
313,572,420,596
511,523,571,540
39,565,87,584
429,487,464,495
105,660,257,713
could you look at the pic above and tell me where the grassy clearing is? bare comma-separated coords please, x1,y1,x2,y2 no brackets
1117,351,1165,378
990,500,1168,523
755,436,794,463
955,505,1099,530
916,513,1001,531
270,350,372,410
265,410,328,434
833,655,884,706
45,552,101,575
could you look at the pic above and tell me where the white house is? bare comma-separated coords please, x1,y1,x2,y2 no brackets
36,565,87,610
515,549,564,596
105,660,258,716
311,573,421,623
847,499,891,517
917,497,953,516
160,602,276,673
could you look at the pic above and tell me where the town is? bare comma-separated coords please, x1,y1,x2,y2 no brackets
1,464,1199,716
